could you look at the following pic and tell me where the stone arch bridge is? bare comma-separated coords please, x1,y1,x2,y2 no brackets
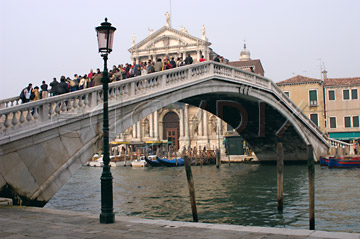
0,62,334,206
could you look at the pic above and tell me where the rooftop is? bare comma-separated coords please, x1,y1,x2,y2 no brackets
277,75,322,86
324,77,360,87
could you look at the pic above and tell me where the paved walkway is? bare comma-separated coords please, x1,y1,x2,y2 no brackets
0,206,359,239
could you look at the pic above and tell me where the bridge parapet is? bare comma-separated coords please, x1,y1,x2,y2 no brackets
0,96,21,109
1,62,328,148
327,138,352,155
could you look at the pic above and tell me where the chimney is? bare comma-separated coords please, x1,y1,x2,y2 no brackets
322,70,327,80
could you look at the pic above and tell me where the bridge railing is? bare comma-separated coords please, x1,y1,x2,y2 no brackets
210,63,329,145
0,96,21,109
0,63,211,137
0,61,329,147
270,82,328,140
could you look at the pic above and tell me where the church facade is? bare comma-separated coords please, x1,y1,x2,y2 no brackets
115,13,264,152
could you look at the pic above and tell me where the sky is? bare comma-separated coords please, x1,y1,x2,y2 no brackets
1,0,359,100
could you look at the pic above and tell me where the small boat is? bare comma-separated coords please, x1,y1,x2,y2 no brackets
157,157,185,167
88,155,117,167
87,157,104,167
144,156,161,167
131,159,147,167
320,156,360,168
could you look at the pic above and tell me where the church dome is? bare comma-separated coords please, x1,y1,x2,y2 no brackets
240,43,250,61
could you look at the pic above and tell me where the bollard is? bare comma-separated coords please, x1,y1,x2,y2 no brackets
277,142,284,211
184,156,198,222
307,144,315,230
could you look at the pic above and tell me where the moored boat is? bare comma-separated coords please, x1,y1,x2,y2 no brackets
131,159,147,167
144,156,161,167
320,156,360,168
157,157,185,167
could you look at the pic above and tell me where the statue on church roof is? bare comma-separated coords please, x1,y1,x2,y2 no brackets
147,28,154,35
132,34,136,46
165,11,170,27
180,26,188,33
201,25,207,41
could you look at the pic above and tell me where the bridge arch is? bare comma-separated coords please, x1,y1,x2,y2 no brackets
0,62,329,206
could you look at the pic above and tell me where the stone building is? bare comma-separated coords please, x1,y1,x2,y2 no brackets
323,73,360,141
277,72,360,142
276,75,326,132
116,13,265,151
129,12,214,64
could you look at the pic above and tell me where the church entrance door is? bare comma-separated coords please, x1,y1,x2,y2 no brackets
163,112,179,150
166,128,179,150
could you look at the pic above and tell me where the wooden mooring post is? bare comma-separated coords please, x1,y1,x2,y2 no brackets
307,144,315,230
277,142,284,211
216,148,221,168
184,156,198,222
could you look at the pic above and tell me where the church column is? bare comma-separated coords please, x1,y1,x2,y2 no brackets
154,111,159,139
132,124,137,138
137,120,141,141
197,50,201,62
217,117,222,135
184,104,190,147
203,110,208,137
198,110,203,136
179,108,184,137
149,113,154,138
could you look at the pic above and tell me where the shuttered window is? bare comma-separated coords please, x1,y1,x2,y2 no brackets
309,90,317,106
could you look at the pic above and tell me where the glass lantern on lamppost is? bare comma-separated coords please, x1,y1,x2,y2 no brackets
96,17,116,224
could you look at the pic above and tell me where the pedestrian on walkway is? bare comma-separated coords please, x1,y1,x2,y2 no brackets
40,81,48,99
185,54,193,65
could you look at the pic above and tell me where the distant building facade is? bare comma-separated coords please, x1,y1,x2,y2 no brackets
277,73,360,142
115,14,265,152
114,13,267,152
276,75,325,132
323,73,360,140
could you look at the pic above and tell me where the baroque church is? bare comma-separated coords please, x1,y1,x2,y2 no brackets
114,13,264,151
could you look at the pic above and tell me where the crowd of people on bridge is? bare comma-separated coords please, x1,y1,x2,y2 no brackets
19,54,220,104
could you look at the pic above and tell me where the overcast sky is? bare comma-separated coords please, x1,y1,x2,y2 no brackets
1,0,359,100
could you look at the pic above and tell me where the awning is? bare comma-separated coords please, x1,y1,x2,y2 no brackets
329,132,360,140
110,141,130,145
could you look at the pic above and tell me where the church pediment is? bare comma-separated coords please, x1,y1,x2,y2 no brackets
129,26,210,52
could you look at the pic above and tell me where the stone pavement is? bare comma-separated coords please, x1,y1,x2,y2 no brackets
0,206,359,239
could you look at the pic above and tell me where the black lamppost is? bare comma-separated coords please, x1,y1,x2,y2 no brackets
96,18,116,224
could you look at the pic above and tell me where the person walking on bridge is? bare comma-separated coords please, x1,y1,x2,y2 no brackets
185,54,193,65
50,78,58,96
56,76,70,95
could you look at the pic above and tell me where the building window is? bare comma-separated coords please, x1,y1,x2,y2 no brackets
352,89,358,100
353,116,359,128
343,89,350,100
309,90,317,106
310,114,318,126
284,91,290,97
328,90,335,100
330,117,336,128
344,116,351,128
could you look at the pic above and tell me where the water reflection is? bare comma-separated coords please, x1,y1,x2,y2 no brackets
45,164,360,233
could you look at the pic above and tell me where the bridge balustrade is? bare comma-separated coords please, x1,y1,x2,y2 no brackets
0,96,21,109
0,62,329,149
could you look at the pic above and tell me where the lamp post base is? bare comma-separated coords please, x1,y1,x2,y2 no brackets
100,212,115,224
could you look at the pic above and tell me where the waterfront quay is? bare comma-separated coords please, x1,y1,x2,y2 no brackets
1,206,359,239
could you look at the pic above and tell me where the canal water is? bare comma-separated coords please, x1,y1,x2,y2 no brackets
45,164,360,233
